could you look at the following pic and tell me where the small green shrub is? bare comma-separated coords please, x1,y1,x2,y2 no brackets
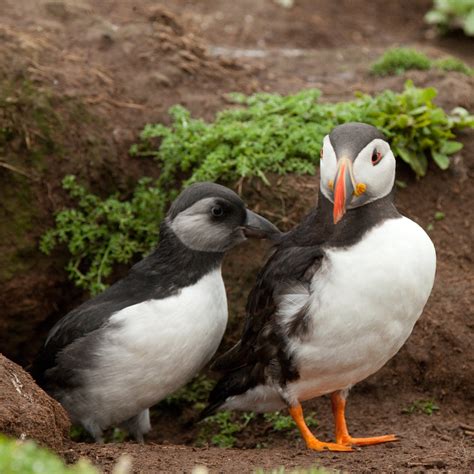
160,375,215,410
425,0,474,36
370,48,432,76
197,411,255,448
402,399,440,415
263,411,318,432
433,57,473,75
42,82,474,293
371,48,473,76
0,435,98,474
40,176,166,295
197,409,319,448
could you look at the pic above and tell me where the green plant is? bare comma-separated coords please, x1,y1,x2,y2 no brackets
43,82,474,292
433,57,473,75
197,411,255,448
370,48,473,76
40,176,166,295
0,435,98,474
370,48,432,76
425,0,474,36
263,411,318,432
135,81,473,182
402,399,440,415
160,375,215,410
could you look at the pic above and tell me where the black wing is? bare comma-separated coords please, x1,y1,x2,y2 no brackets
203,230,324,417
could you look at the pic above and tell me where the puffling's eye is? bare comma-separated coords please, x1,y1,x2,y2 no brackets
371,150,383,166
211,206,224,218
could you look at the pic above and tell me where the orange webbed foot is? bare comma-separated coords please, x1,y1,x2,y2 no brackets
338,433,399,447
288,404,353,453
307,438,354,452
331,391,399,449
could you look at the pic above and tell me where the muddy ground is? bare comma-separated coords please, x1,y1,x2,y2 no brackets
0,0,473,472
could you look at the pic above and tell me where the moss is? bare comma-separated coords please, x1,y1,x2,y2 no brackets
0,174,38,282
433,57,473,75
370,48,431,76
370,47,473,77
0,75,111,284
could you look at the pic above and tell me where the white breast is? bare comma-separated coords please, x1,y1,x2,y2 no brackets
289,216,436,401
85,269,227,426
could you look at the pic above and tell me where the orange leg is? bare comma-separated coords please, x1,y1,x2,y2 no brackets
331,391,399,447
289,404,353,452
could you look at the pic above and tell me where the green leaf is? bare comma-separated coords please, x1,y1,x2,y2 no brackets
464,9,474,35
441,140,463,154
432,151,450,170
425,10,447,25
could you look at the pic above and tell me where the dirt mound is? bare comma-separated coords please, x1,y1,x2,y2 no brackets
0,354,70,450
1,1,253,123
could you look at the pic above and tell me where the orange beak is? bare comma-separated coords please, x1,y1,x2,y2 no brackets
333,157,356,225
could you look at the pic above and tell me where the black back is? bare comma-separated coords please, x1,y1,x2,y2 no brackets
31,222,223,387
202,189,400,417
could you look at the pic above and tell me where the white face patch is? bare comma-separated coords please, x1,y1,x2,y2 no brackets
351,138,396,207
320,135,396,208
169,198,245,252
320,135,338,202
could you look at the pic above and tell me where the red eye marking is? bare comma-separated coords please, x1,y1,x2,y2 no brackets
371,150,382,165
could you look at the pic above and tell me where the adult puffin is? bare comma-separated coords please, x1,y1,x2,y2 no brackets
31,182,279,442
202,123,436,452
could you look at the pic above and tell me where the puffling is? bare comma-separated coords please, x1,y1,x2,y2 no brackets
202,123,436,452
31,182,279,442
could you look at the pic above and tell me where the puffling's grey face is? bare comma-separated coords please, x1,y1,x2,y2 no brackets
319,123,396,224
168,183,279,252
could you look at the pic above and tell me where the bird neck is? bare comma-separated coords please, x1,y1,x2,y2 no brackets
132,222,224,281
319,188,400,246
288,188,400,248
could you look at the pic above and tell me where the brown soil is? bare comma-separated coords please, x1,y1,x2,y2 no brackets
0,0,473,472
0,354,70,450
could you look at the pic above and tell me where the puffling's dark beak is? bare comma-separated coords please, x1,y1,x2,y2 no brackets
333,157,356,225
243,210,280,239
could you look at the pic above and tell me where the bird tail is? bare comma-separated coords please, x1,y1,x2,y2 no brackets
199,364,256,421
198,400,224,421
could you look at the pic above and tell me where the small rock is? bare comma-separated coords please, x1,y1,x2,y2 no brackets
149,72,172,87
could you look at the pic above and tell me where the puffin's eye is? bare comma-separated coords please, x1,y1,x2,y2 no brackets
211,206,224,218
371,150,383,166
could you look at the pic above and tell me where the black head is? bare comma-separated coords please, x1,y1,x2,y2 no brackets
168,182,279,252
328,122,386,161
